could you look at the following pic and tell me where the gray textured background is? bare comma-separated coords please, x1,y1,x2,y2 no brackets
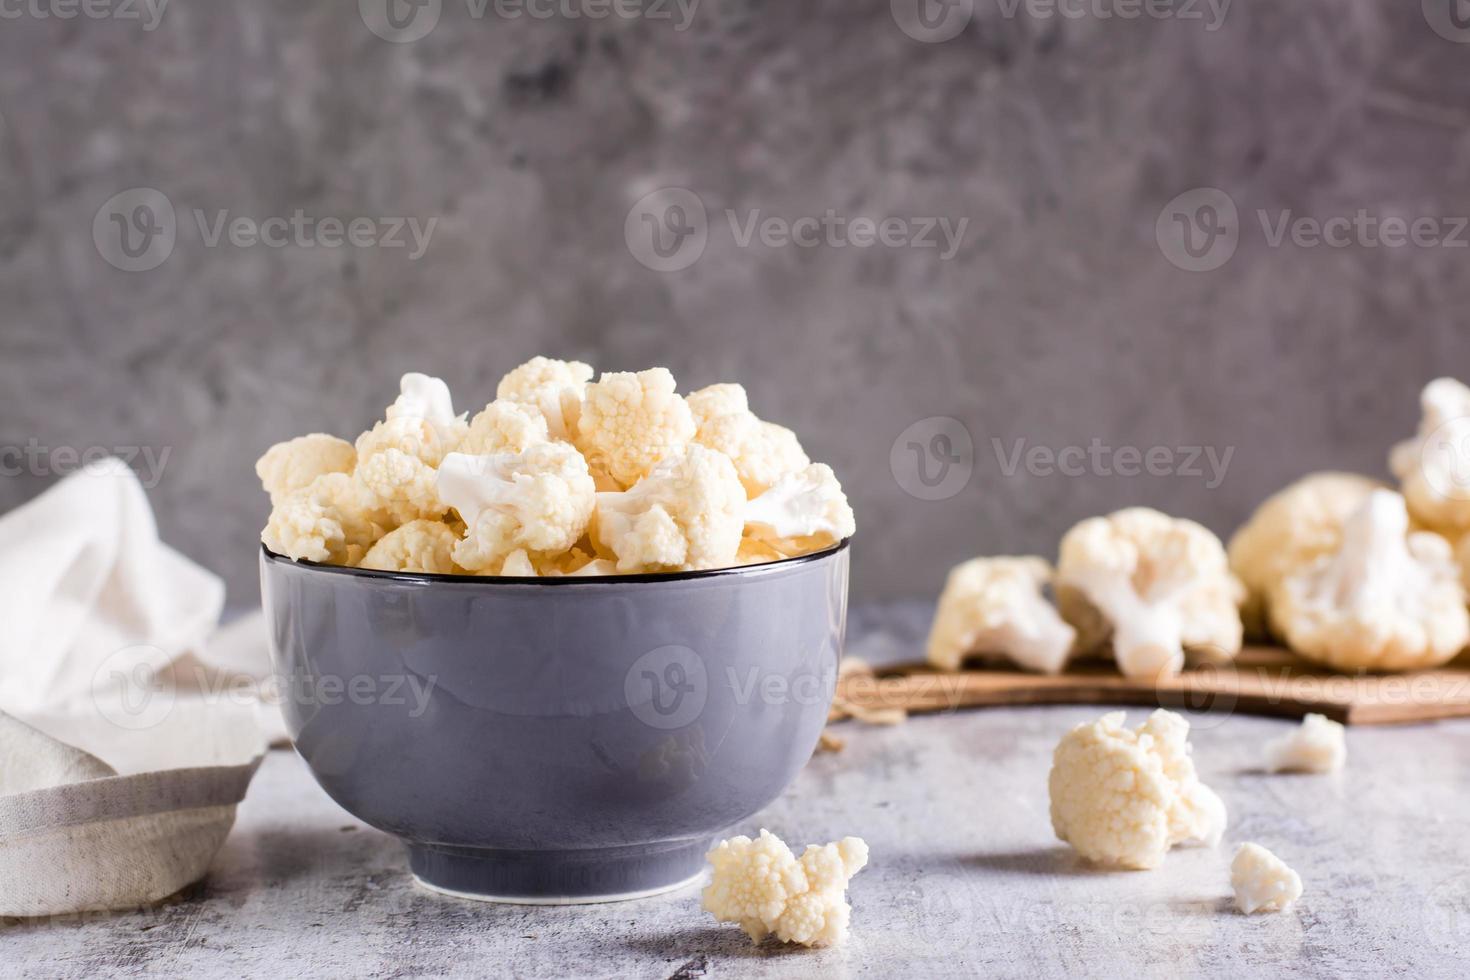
2,0,1469,606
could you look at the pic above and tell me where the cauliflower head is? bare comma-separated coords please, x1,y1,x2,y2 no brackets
1057,508,1243,681
496,356,594,443
702,829,870,948
262,472,387,565
594,444,746,572
1231,843,1303,914
436,444,596,573
1265,713,1346,774
1048,709,1226,870
1390,378,1470,535
1268,490,1469,671
1228,472,1383,639
926,557,1077,674
255,433,357,506
576,368,696,488
353,373,471,524
359,520,462,574
688,384,811,497
457,399,550,457
743,464,856,557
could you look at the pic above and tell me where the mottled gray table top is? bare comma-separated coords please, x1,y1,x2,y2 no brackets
7,605,1470,979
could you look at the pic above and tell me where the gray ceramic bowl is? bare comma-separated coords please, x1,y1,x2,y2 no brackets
259,541,850,904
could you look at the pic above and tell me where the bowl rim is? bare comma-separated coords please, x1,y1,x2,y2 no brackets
260,538,850,587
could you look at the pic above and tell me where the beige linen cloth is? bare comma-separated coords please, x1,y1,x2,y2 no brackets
0,458,278,916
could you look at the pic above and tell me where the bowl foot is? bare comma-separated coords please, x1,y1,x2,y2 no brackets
406,838,711,905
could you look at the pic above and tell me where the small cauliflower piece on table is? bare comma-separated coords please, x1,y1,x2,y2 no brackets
688,383,811,497
575,368,696,488
1269,490,1469,672
702,829,869,948
1231,843,1303,914
593,444,746,573
496,356,594,443
457,399,551,457
262,472,386,566
1048,709,1226,870
1056,508,1244,681
436,443,596,573
1390,377,1470,536
359,520,462,574
1265,713,1346,774
255,433,357,506
926,557,1077,674
743,464,855,558
1228,472,1384,639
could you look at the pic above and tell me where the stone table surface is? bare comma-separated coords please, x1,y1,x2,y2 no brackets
6,605,1470,979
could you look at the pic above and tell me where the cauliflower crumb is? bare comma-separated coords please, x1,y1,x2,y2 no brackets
255,433,357,506
743,464,855,557
702,829,869,948
926,556,1077,674
1265,713,1346,774
1231,843,1303,914
1048,709,1226,870
688,383,811,497
594,444,746,572
359,520,461,574
576,368,696,488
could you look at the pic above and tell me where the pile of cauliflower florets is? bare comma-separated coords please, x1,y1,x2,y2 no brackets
928,377,1470,678
256,359,854,577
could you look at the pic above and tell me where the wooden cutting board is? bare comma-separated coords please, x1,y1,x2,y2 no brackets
834,647,1470,726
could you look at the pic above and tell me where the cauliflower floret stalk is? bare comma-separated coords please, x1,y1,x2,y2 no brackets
702,830,870,948
496,356,594,443
1269,490,1470,672
688,384,811,497
1227,472,1383,640
355,373,469,524
743,464,856,558
359,520,462,575
255,433,357,506
262,472,387,566
1389,377,1470,536
1057,508,1243,682
436,443,596,573
593,444,745,572
576,368,696,489
927,557,1077,675
1048,710,1226,870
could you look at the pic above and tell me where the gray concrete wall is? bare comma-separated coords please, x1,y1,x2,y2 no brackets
3,0,1469,605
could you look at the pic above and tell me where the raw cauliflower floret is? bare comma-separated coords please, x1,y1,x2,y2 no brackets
1048,709,1226,870
436,444,596,573
702,829,869,948
262,472,386,566
1057,508,1244,681
1228,472,1384,639
744,464,855,558
359,520,461,574
354,373,469,524
497,356,594,443
688,384,811,497
594,444,745,572
385,371,469,450
1389,378,1470,535
576,368,696,488
255,433,357,506
926,557,1077,674
1231,843,1303,914
1265,713,1346,774
457,399,551,456
1269,490,1469,672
